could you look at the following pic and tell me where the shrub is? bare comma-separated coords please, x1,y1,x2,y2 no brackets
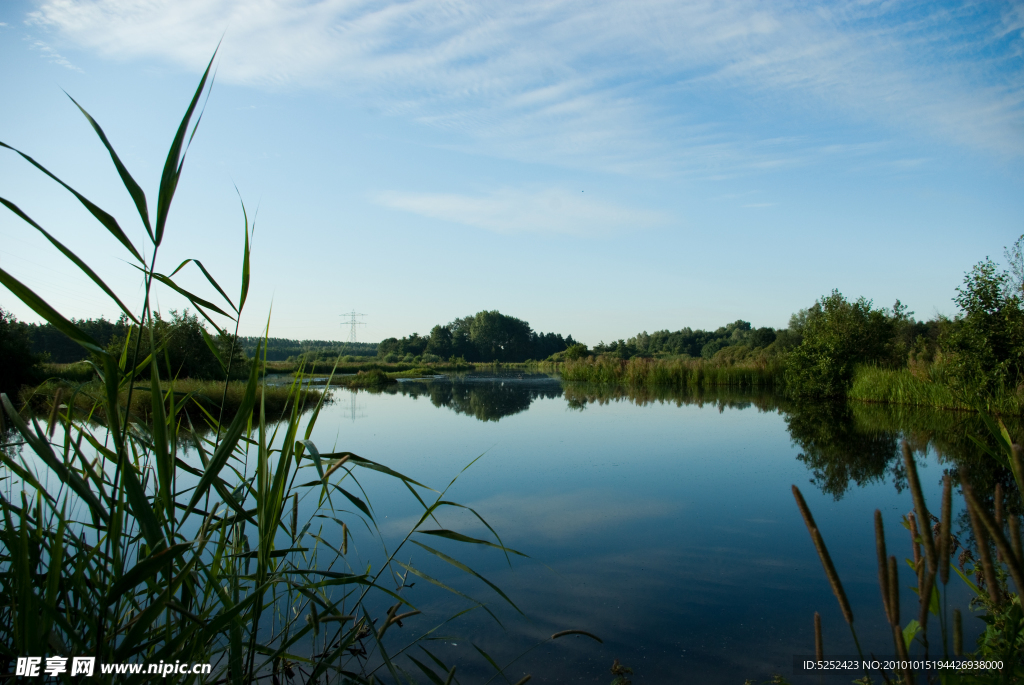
785,290,901,398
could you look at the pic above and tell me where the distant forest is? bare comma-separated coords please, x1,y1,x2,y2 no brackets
238,338,378,361
593,319,790,360
19,315,377,364
378,310,576,363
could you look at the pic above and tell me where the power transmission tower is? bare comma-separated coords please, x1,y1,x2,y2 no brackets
340,310,367,344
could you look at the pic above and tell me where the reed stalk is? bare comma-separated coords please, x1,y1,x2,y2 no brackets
0,52,593,683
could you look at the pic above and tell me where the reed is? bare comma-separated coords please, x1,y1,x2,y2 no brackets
559,356,785,389
22,377,321,423
0,53,595,683
850,364,1024,415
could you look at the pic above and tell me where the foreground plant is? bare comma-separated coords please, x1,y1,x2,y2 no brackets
0,51,596,683
794,429,1024,684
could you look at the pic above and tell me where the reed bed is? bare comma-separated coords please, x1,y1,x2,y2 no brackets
0,54,594,684
22,377,322,423
849,364,1024,415
559,355,785,389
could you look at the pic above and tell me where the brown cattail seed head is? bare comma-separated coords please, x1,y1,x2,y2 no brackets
793,486,854,625
875,510,892,624
939,474,952,585
903,442,937,574
814,612,823,662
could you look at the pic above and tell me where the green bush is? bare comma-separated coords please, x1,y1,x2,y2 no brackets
941,258,1024,403
785,290,903,398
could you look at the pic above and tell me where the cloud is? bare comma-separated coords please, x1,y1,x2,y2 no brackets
23,0,1024,173
374,186,668,236
28,39,83,72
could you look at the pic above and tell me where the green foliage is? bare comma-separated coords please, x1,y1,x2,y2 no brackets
0,307,41,397
561,343,589,361
25,315,127,363
108,309,249,380
560,355,784,388
785,290,904,398
795,433,1024,685
941,258,1024,404
382,311,575,363
601,319,776,359
239,336,378,361
0,56,591,683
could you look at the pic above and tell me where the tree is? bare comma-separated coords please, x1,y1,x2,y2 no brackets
0,307,41,398
424,325,453,359
941,258,1024,399
785,291,898,398
467,310,533,362
109,310,248,380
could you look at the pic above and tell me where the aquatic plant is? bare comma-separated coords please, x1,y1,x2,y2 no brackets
0,50,595,683
794,430,1024,684
559,355,784,388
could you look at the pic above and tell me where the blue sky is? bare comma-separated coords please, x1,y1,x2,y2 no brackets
1,0,1022,345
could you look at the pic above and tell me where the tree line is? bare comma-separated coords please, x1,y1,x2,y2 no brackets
378,310,576,363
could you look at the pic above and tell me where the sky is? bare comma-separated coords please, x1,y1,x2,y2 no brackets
1,0,1023,346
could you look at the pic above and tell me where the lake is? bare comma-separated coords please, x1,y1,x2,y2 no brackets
288,370,995,684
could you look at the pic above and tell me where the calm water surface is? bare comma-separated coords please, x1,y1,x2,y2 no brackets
291,371,990,683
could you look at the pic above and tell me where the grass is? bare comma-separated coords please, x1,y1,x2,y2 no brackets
849,364,1024,415
558,355,785,388
39,360,95,384
0,53,595,684
21,377,323,424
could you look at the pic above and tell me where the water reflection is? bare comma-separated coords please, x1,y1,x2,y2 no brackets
369,372,561,422
345,372,1021,502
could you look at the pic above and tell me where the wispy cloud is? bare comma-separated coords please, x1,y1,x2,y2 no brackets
24,0,1024,174
374,186,668,236
28,39,83,72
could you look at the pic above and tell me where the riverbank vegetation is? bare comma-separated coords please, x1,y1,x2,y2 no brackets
557,238,1024,415
22,377,320,424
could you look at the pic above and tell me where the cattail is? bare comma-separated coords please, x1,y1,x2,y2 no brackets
875,510,892,624
291,493,298,539
994,483,1005,564
964,484,1001,604
889,555,910,661
908,513,924,590
1012,445,1024,490
445,667,459,685
342,522,348,555
918,565,934,636
953,609,962,656
903,442,936,574
46,388,63,438
793,485,853,624
888,556,901,633
1009,514,1022,567
963,477,1024,596
939,474,952,585
814,612,823,662
995,483,1005,530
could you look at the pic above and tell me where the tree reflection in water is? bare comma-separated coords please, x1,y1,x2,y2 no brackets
380,372,562,422
352,372,1021,504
